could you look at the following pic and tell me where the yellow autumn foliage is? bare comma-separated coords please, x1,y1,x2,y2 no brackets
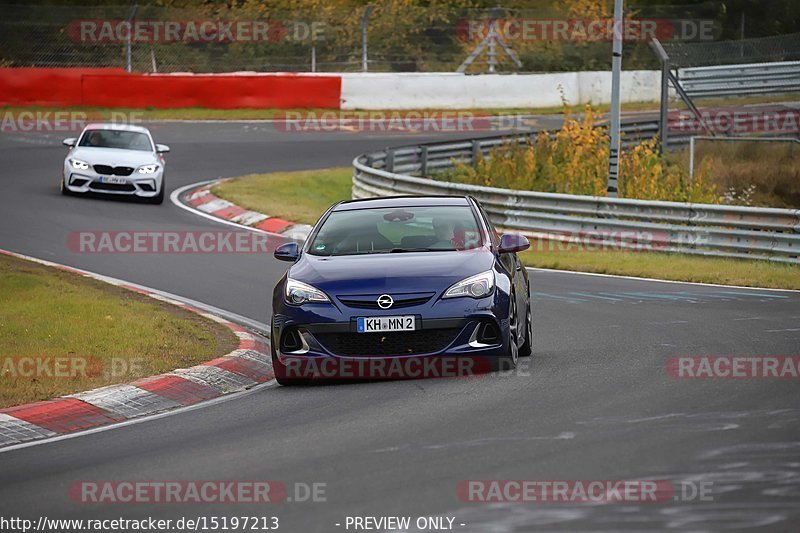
450,105,719,203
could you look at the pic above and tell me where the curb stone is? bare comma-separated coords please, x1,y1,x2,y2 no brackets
181,179,313,242
0,249,273,449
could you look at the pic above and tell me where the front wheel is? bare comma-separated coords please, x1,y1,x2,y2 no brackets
493,292,519,372
147,181,165,205
519,298,533,358
60,177,73,196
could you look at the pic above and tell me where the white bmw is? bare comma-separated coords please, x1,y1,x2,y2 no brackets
61,124,169,204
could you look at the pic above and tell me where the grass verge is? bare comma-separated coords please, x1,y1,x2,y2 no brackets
214,166,800,290
520,249,800,290
0,253,238,408
3,92,799,121
212,167,352,226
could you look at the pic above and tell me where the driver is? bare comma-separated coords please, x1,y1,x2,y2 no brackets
431,217,456,248
85,132,102,146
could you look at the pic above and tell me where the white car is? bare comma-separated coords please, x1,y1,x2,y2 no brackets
61,124,169,204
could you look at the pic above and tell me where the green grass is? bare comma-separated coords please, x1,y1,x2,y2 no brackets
4,92,799,121
520,249,800,290
212,167,353,226
0,254,238,408
213,167,800,290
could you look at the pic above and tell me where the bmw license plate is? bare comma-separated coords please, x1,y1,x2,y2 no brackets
357,316,416,333
100,176,128,184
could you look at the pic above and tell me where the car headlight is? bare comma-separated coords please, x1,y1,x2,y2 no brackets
285,278,330,305
138,164,159,174
443,270,495,299
70,159,89,170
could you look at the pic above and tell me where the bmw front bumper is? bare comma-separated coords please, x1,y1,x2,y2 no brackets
63,166,163,198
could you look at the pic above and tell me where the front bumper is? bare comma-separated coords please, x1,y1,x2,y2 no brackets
63,170,162,198
272,295,512,379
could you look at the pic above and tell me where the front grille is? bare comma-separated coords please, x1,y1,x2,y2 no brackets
89,181,136,192
315,328,460,357
337,294,434,309
94,165,134,176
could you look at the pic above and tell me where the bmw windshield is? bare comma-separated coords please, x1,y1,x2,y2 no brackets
78,130,153,152
308,205,484,256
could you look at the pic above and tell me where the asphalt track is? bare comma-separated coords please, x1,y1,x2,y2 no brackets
0,121,798,532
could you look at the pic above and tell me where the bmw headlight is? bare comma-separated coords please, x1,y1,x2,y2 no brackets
285,278,330,305
138,164,159,174
70,159,89,170
443,270,495,299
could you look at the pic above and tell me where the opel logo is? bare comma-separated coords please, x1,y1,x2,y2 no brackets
377,294,394,309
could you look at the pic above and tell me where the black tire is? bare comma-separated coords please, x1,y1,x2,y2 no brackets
519,290,533,357
147,181,165,205
492,292,519,372
60,177,73,196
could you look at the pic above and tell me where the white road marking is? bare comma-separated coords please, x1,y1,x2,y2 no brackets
528,267,800,293
0,380,278,455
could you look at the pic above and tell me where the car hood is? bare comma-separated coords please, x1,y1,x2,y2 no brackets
289,248,496,296
69,147,158,167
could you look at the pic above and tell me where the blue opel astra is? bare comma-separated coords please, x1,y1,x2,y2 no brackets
271,195,532,384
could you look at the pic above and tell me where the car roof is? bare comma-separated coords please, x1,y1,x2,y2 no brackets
82,123,151,134
332,195,471,211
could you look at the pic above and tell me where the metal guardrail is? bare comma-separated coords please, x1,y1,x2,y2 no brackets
352,130,800,264
677,61,800,98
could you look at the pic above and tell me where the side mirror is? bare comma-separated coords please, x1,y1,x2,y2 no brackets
62,138,76,147
274,242,300,262
498,233,530,254
156,144,170,153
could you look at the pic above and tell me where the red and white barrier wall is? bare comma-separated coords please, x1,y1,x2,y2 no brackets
0,69,341,109
338,71,661,109
0,68,660,109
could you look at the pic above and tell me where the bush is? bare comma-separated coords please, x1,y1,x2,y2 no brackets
445,105,719,204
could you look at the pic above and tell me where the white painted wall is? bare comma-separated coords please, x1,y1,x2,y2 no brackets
339,71,661,110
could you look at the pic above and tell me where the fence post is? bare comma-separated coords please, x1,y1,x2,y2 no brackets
125,4,138,73
650,38,670,152
361,6,374,72
386,149,395,172
420,146,428,176
472,140,481,164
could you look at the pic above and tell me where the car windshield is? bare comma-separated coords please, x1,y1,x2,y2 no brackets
78,130,152,152
308,205,483,256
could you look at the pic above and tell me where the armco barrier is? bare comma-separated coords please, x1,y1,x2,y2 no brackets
352,131,800,264
0,69,341,109
1,69,661,110
677,61,800,98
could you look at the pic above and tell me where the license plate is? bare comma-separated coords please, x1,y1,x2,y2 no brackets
357,316,416,333
100,176,128,184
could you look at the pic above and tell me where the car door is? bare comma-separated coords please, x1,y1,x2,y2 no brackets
474,200,527,339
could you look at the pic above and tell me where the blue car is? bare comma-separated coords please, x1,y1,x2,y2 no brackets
270,195,532,385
